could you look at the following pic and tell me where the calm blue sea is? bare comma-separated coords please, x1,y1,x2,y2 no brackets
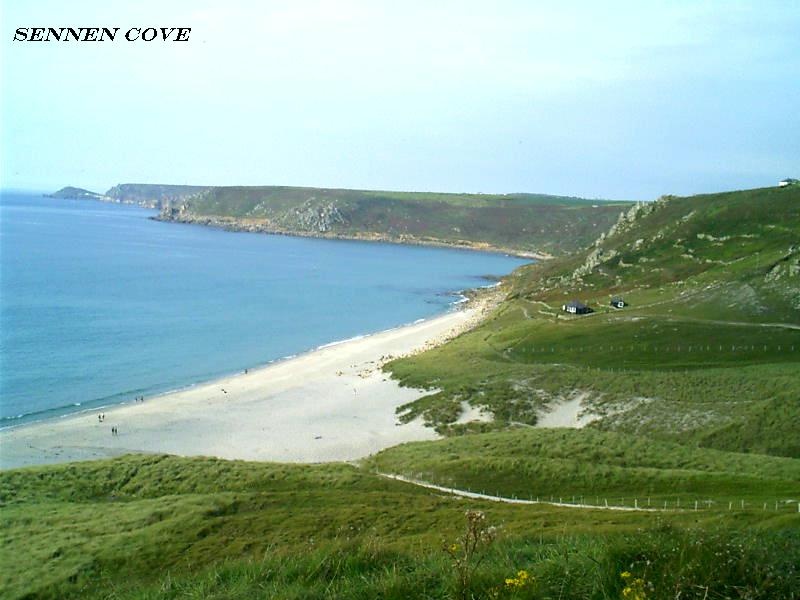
0,191,527,426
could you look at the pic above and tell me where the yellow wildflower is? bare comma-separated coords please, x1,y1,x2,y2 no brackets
620,571,647,600
504,569,532,589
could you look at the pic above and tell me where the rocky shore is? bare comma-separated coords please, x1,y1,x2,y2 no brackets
153,208,549,260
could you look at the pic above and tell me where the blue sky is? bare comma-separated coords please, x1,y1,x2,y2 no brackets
1,0,798,199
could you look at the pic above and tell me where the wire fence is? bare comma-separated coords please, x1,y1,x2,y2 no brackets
387,472,800,514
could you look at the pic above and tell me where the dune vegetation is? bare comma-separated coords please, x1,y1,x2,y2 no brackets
1,453,798,599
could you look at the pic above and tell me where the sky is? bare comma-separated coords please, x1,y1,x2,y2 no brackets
1,0,798,200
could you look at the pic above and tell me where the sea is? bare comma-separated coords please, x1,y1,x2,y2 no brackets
0,191,528,427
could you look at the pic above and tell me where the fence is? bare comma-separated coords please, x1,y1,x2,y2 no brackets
385,472,800,514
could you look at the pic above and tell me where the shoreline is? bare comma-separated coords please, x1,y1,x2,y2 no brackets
0,289,494,431
0,289,501,471
153,213,551,260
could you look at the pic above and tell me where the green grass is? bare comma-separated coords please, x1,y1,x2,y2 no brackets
2,454,798,599
366,429,800,506
48,528,800,600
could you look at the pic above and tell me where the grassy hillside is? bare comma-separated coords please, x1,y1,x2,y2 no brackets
367,428,800,506
388,187,800,456
2,454,797,599
46,186,106,200
157,185,632,256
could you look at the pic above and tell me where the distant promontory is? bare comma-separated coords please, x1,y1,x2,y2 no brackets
47,184,210,209
46,186,107,201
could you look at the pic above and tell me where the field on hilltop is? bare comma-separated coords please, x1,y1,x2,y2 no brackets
156,185,632,256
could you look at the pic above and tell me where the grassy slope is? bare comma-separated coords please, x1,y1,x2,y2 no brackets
173,185,632,255
388,187,800,456
1,455,797,600
367,428,800,504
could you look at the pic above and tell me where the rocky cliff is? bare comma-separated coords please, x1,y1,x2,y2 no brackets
104,184,211,208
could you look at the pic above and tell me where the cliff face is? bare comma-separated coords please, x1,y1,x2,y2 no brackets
104,184,211,208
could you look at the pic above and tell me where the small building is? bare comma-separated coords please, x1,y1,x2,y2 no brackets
778,178,799,187
610,297,626,309
562,300,591,315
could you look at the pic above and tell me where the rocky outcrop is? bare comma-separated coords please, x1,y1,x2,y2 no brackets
568,198,667,281
765,246,800,281
274,199,348,233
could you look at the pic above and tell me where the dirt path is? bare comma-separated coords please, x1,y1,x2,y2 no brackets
377,473,664,512
649,315,800,331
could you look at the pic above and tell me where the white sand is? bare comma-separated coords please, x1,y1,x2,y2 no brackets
0,305,490,471
536,393,599,428
454,401,493,424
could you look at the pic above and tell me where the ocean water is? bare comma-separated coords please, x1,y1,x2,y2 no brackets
0,191,528,426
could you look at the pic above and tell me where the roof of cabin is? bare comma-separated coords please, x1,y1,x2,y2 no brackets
565,300,588,308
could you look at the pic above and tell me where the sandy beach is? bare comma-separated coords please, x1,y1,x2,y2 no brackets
0,300,494,471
